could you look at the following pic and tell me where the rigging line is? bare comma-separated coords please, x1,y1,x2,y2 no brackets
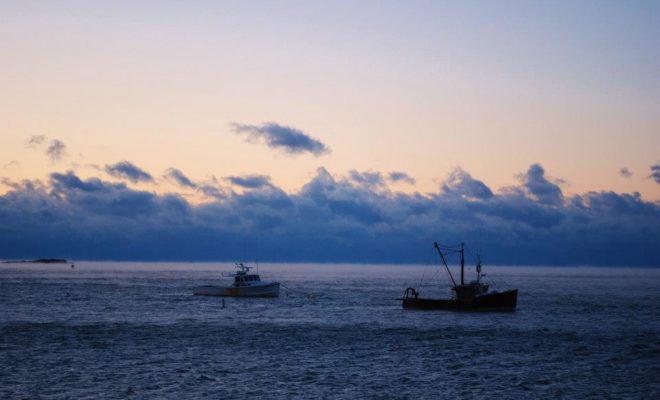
417,244,437,287
417,267,443,292
416,245,443,291
434,242,457,287
418,253,428,287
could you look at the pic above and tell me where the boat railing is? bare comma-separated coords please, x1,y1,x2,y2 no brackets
234,263,251,272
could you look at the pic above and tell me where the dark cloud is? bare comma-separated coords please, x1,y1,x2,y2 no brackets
46,139,66,162
349,170,384,188
519,164,563,206
165,168,197,189
389,171,415,185
225,175,271,189
619,167,633,178
196,176,228,200
51,171,107,193
232,122,329,156
441,168,493,200
25,135,46,147
105,161,153,183
0,165,658,266
651,164,660,184
198,184,227,200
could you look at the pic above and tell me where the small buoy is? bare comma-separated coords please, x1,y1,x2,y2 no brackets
71,264,74,268
221,298,226,309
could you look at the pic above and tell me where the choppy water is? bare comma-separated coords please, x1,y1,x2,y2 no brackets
1,262,659,399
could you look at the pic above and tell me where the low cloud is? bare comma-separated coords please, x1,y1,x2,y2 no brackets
165,168,197,189
46,139,66,162
105,161,153,183
0,164,658,266
232,122,329,156
25,135,46,148
651,164,660,184
389,171,415,185
519,164,563,206
24,135,67,162
198,184,227,200
349,170,384,188
442,168,493,200
619,167,633,178
225,175,271,189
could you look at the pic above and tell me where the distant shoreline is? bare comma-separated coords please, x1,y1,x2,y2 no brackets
2,258,69,264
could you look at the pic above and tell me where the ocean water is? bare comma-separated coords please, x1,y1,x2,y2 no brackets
1,262,659,399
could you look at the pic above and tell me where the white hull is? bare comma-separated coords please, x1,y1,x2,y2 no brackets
193,282,280,297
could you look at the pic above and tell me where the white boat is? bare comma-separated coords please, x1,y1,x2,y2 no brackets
193,263,280,297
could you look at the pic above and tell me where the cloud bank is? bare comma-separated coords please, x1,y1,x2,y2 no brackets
0,164,658,266
232,122,329,156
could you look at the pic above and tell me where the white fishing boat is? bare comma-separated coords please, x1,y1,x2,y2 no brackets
193,263,280,297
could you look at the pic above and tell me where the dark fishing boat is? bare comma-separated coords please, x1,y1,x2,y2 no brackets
402,242,517,311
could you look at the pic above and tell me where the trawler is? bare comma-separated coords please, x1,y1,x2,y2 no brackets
193,263,280,297
402,242,517,311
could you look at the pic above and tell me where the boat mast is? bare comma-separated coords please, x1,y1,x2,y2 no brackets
434,242,457,287
460,242,465,285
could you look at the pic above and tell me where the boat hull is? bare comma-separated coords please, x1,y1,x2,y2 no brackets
193,282,280,298
402,289,517,311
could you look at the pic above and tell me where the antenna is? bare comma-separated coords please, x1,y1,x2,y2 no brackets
255,237,260,275
460,242,465,286
476,254,482,283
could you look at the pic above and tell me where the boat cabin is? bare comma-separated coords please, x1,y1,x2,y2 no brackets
452,281,489,302
230,263,263,287
233,273,262,287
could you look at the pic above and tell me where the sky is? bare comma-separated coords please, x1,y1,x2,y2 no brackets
1,1,659,265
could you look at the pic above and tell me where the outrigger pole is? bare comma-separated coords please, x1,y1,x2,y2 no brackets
434,242,457,287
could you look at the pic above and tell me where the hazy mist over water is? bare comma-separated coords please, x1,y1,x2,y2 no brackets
1,262,659,399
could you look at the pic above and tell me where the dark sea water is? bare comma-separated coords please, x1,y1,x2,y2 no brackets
1,262,659,399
